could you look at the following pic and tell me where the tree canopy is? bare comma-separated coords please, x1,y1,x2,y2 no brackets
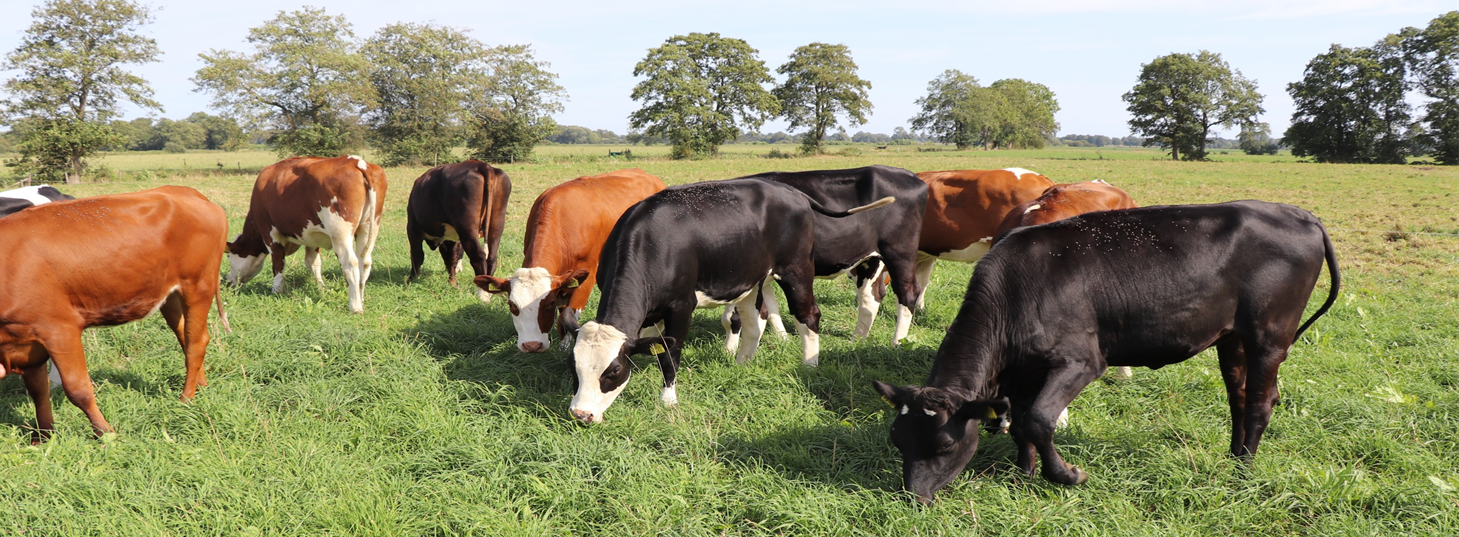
1403,11,1459,164
1123,51,1264,161
910,71,1059,150
629,33,779,158
1284,43,1410,164
466,44,567,163
2,0,160,182
773,43,872,154
364,23,487,166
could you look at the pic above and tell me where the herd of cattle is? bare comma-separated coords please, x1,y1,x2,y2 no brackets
0,156,1339,504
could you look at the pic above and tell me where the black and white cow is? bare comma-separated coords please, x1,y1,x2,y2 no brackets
740,166,928,345
0,185,73,218
569,179,894,424
873,200,1340,503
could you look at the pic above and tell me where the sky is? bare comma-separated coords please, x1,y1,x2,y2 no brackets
0,0,1451,139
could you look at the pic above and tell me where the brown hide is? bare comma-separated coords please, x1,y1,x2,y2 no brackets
992,181,1139,243
405,160,511,288
915,169,1056,257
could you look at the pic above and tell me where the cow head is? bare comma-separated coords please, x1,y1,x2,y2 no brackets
873,380,1010,504
476,267,589,353
568,321,675,424
224,235,267,287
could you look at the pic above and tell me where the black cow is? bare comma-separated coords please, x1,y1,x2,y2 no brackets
0,185,74,218
406,160,511,302
740,166,928,345
873,200,1340,503
569,179,893,424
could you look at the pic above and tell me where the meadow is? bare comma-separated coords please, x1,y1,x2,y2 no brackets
1,146,1457,535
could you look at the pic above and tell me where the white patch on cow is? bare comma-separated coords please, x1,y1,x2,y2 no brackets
1094,179,1109,185
695,285,756,307
935,240,992,263
893,304,913,346
761,279,787,337
660,384,678,406
272,272,286,293
1024,204,1042,215
304,247,324,286
733,285,764,364
979,236,993,243
226,250,267,287
1002,167,1039,179
923,408,938,417
797,321,820,367
900,405,909,416
569,322,630,423
1056,407,1069,428
315,202,365,313
348,155,368,171
503,267,555,352
439,224,461,243
720,306,740,353
0,185,54,205
854,262,885,338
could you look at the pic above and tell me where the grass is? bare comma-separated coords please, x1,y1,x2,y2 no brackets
2,147,1458,535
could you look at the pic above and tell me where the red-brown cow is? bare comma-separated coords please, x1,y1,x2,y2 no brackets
406,160,512,302
0,187,230,442
910,168,1055,308
226,156,388,313
475,168,666,352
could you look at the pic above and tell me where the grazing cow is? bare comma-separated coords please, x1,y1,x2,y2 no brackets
741,166,929,345
907,168,1054,308
475,168,665,353
226,156,388,313
569,179,894,424
873,201,1339,503
994,179,1140,381
0,185,74,218
406,160,512,302
0,187,231,442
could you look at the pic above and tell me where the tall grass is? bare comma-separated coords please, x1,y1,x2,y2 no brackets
1,148,1456,535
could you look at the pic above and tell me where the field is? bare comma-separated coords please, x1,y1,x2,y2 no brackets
2,146,1458,535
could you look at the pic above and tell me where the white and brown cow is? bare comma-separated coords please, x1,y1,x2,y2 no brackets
1,185,74,218
475,168,665,353
226,156,388,313
406,160,512,302
0,187,230,442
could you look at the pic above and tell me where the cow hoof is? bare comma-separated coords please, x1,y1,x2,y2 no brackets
802,358,819,367
1069,466,1088,485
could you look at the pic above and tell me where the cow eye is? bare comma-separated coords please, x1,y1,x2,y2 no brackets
935,438,956,454
508,302,521,316
605,363,621,377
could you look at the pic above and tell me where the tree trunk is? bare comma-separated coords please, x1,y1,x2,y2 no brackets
68,153,83,184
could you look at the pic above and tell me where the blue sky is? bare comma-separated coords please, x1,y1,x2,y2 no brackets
0,0,1451,138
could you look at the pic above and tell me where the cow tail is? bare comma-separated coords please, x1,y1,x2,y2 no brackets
806,195,896,218
349,155,379,237
1293,223,1340,342
215,285,233,334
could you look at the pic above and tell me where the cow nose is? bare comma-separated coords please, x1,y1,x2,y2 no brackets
569,408,597,424
521,341,546,353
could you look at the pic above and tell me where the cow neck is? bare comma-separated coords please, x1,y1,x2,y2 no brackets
592,276,652,344
233,212,269,256
924,269,1010,401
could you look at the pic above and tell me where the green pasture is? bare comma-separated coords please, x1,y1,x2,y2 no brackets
2,147,1457,535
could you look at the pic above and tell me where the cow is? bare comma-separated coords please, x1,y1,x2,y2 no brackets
907,168,1054,309
993,179,1141,381
740,166,928,345
0,185,74,218
569,179,894,424
406,160,512,302
873,201,1339,503
474,168,665,353
226,156,388,313
0,186,231,442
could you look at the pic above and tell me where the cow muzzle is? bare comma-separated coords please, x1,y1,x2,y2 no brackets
569,408,601,425
520,341,546,353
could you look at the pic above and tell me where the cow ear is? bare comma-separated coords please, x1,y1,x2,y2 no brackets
628,337,676,356
473,275,511,294
552,268,590,290
223,242,232,254
955,396,1010,421
872,380,910,407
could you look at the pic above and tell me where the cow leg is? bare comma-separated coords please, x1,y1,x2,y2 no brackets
1216,337,1249,457
177,290,213,400
913,254,936,310
44,328,113,437
456,233,491,302
733,285,764,365
22,364,53,444
1017,363,1101,485
557,308,581,350
269,242,289,293
407,219,426,282
160,292,187,347
777,269,823,366
356,209,381,286
852,258,885,339
439,240,461,287
883,251,921,346
721,307,740,353
657,309,693,406
760,279,787,337
330,232,365,314
304,247,324,287
1238,340,1289,457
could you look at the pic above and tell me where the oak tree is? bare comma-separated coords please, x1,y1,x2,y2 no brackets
629,33,779,158
1123,51,1264,161
773,43,872,154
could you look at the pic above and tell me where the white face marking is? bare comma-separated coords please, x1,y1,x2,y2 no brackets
660,384,678,406
504,267,554,351
923,408,938,417
936,240,992,263
0,185,54,205
900,405,909,415
226,246,267,286
1002,167,1039,179
569,322,630,423
1023,204,1042,215
348,155,368,171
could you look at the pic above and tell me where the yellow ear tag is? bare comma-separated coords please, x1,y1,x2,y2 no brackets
882,397,895,408
566,280,580,288
984,407,1000,419
649,343,666,355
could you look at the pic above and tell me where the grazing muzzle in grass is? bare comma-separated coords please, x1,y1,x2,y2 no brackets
873,380,1009,503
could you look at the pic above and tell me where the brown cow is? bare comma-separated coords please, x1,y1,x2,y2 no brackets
406,160,512,302
0,187,230,442
910,168,1054,308
475,168,665,352
226,156,388,313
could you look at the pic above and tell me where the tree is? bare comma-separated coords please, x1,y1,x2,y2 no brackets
989,79,1059,149
910,70,982,149
773,43,872,154
1123,51,1264,161
185,112,244,151
193,7,374,158
364,23,487,166
1284,44,1410,164
1403,11,1459,164
1238,122,1280,155
629,33,779,158
466,44,566,163
2,0,160,182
